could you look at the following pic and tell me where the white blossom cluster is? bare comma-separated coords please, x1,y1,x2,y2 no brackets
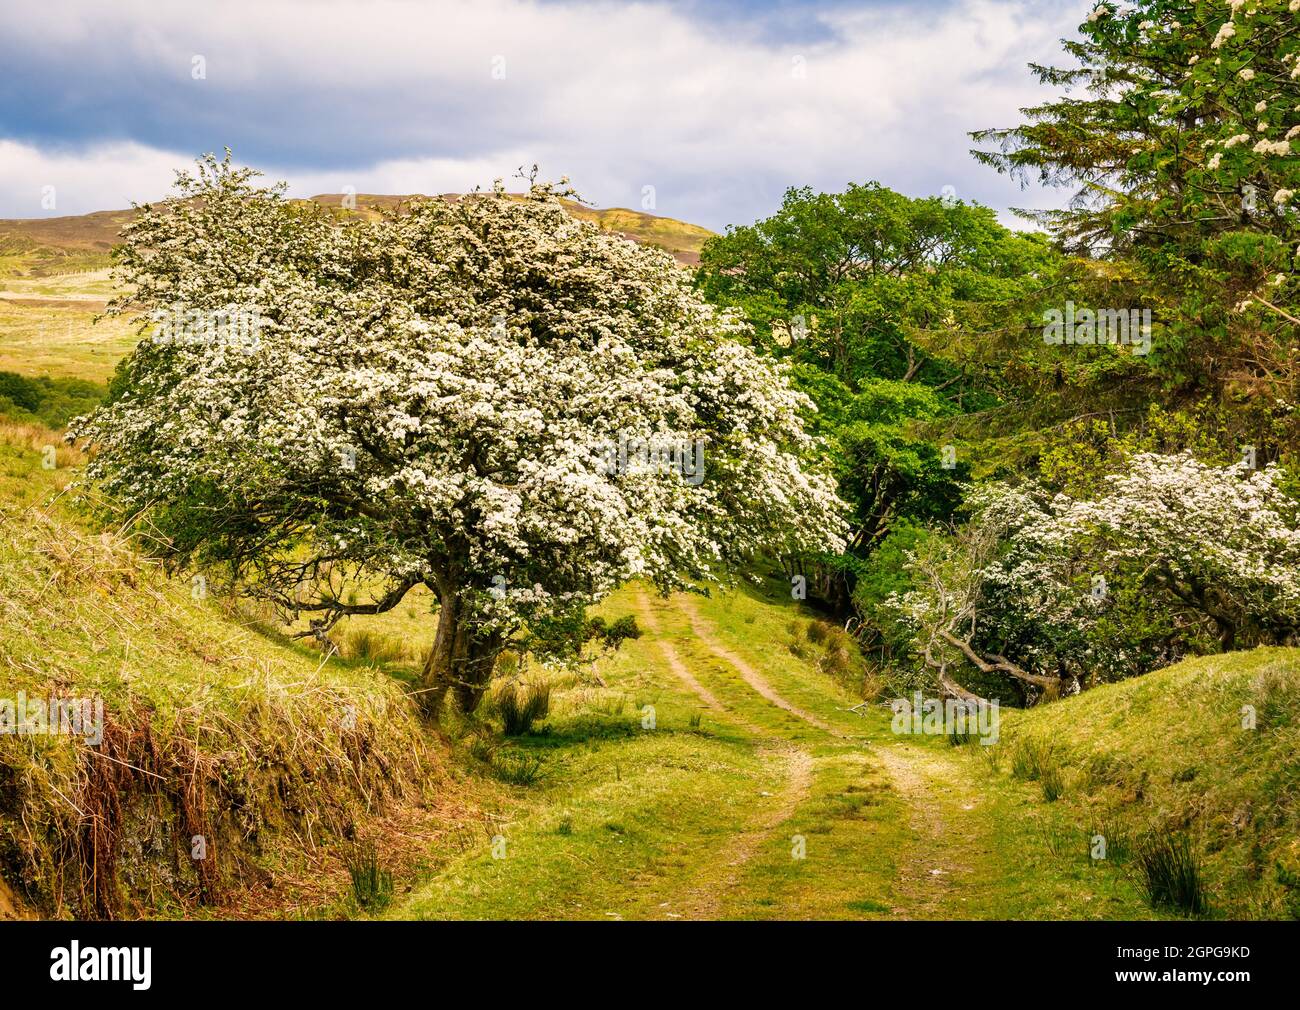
1059,451,1300,625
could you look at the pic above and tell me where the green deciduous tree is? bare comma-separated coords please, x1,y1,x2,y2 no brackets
695,182,1066,610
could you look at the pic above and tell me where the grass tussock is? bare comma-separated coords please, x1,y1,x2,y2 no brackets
999,732,1065,798
1133,831,1208,917
464,721,544,784
338,627,405,665
490,750,545,785
346,841,394,913
1009,737,1058,783
489,680,552,737
1089,813,1132,865
1039,763,1064,802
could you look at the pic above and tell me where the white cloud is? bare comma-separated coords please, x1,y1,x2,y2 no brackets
0,0,1091,228
0,140,186,217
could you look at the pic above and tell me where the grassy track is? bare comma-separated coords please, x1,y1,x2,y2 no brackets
391,577,1156,920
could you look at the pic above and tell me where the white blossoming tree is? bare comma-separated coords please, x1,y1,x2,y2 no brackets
74,155,846,715
890,452,1300,701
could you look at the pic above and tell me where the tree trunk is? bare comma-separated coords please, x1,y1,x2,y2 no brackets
419,590,504,719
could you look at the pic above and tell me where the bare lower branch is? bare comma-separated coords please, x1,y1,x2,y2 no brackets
938,629,1058,689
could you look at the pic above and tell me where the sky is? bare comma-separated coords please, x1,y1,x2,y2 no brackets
0,0,1093,232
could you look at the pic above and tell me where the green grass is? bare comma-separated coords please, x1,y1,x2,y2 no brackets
715,749,908,920
993,648,1300,918
393,611,775,919
5,408,1292,920
0,296,138,382
646,581,875,744
396,723,775,917
389,575,1157,920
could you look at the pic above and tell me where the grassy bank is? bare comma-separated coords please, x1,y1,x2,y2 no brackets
989,648,1300,919
0,424,445,919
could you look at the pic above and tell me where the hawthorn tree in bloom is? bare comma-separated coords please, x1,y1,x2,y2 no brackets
73,154,846,716
1060,451,1300,649
886,483,1091,703
889,452,1300,701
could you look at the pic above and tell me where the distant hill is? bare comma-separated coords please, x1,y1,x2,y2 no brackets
0,209,137,277
311,194,714,266
0,195,714,279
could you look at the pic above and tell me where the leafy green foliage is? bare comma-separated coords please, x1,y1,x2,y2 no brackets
585,614,642,651
0,371,104,428
524,611,643,662
697,184,1068,609
973,0,1300,461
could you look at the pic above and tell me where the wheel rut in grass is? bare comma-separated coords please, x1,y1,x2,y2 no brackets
872,743,983,919
660,746,812,919
632,588,726,716
671,591,993,919
675,593,847,738
632,587,816,918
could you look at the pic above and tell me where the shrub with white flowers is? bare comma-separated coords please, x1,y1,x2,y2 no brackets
1061,451,1300,649
889,452,1300,701
73,154,846,716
